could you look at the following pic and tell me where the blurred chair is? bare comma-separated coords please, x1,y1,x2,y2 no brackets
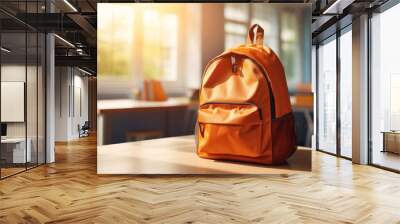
183,105,198,135
293,109,313,147
183,89,199,135
79,121,90,138
292,83,314,147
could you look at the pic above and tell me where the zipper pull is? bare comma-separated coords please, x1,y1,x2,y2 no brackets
199,123,205,138
231,56,237,73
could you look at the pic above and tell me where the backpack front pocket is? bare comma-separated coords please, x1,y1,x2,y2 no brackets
197,102,263,158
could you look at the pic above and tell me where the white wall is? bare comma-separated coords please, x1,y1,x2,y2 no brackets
55,66,69,141
55,67,89,141
1,63,46,164
1,82,25,122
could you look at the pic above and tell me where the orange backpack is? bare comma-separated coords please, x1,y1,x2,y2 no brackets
196,24,296,165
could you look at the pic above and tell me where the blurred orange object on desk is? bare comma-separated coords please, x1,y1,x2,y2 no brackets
142,80,167,101
292,83,313,109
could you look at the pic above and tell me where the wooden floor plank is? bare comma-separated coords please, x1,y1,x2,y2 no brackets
0,135,399,223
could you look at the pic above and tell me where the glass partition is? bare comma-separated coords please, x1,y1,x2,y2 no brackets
27,30,38,169
370,3,400,171
0,2,46,179
317,35,337,154
1,31,28,177
339,27,352,158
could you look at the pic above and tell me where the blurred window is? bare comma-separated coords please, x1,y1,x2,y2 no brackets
251,4,279,53
280,12,301,88
225,4,306,90
224,3,249,22
224,4,249,49
98,4,135,80
143,11,178,81
98,4,179,82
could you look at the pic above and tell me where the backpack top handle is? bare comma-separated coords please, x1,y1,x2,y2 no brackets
246,24,264,46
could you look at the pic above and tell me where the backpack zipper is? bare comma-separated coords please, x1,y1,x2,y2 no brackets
200,101,263,121
200,53,276,120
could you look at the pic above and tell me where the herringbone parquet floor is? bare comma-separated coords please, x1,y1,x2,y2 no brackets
1,135,400,224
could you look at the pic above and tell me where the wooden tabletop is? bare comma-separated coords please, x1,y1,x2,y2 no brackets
97,135,311,175
97,97,194,114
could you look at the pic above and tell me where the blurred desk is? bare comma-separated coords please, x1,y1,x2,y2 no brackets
97,98,196,145
1,138,32,164
98,97,191,114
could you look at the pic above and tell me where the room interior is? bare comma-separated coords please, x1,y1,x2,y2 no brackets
95,3,313,174
0,0,400,222
0,0,97,179
96,3,314,148
0,29,46,178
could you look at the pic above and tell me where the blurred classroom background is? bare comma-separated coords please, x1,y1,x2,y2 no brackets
97,3,313,146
